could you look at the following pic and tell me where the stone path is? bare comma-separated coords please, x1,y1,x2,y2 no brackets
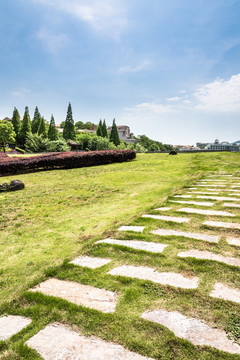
226,237,240,247
178,250,240,268
30,279,118,313
210,282,240,304
118,226,145,233
70,256,111,268
197,195,240,201
26,323,154,360
142,214,190,223
177,207,235,217
203,220,240,230
151,228,219,243
0,315,31,341
169,200,214,206
96,239,168,253
141,310,240,354
108,265,199,289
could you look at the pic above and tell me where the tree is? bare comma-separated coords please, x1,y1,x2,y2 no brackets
0,120,16,153
38,117,47,138
31,106,42,134
102,119,108,138
96,119,103,137
63,103,76,140
109,119,120,146
48,115,59,141
11,107,21,144
60,121,65,128
19,106,31,146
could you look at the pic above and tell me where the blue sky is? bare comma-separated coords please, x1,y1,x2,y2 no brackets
1,0,240,144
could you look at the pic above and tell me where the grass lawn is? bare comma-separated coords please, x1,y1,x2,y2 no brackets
0,152,240,359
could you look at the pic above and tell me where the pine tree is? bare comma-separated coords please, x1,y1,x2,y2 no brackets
11,107,21,144
19,106,31,146
96,119,103,137
63,103,76,140
48,114,59,141
31,106,42,134
102,119,108,138
38,117,47,138
109,119,120,146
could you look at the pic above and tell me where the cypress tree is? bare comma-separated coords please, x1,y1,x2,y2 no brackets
102,119,108,138
96,119,103,137
19,106,31,146
109,119,120,146
38,117,47,138
48,114,59,141
63,103,76,140
11,107,21,144
31,106,42,134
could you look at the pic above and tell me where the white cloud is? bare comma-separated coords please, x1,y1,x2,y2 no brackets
32,0,127,38
11,87,30,97
36,28,68,53
125,101,179,114
166,96,180,102
194,74,240,112
119,60,152,73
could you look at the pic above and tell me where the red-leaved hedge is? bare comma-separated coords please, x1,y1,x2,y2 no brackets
0,150,136,176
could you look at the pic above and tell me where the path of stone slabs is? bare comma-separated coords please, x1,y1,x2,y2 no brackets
1,175,240,359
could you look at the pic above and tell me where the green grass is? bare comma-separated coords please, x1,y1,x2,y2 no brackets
0,152,240,359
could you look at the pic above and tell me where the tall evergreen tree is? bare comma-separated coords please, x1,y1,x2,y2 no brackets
38,117,47,138
109,119,120,146
32,106,42,134
96,119,103,137
48,114,59,141
63,103,76,140
102,119,108,138
11,107,21,144
19,106,31,146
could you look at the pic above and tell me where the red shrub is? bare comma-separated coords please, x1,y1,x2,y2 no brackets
0,150,136,176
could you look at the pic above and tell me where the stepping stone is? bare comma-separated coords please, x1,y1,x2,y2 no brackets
170,200,214,206
0,315,32,341
188,191,219,195
200,179,226,182
118,226,145,233
203,220,240,230
141,309,240,354
177,207,235,217
232,185,240,188
196,184,226,187
207,175,233,177
96,239,168,253
188,187,197,190
226,237,240,247
223,203,240,209
210,282,240,304
154,207,172,211
173,195,192,198
227,189,240,192
151,229,219,243
70,256,111,269
227,193,240,196
197,195,240,201
26,323,153,360
30,279,117,313
108,266,199,289
142,214,190,223
178,250,240,268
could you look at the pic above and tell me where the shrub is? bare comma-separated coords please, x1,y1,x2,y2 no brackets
25,134,70,153
46,139,70,152
0,149,136,176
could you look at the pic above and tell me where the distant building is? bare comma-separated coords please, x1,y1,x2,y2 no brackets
204,139,239,152
107,125,135,144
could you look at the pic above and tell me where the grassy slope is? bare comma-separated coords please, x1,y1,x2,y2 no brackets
0,152,240,359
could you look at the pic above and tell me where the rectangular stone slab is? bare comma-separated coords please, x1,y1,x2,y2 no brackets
26,323,153,360
30,279,117,313
170,200,214,206
223,203,240,208
96,239,168,253
70,256,111,268
154,207,172,211
203,220,240,230
210,282,240,304
177,207,235,217
173,195,192,198
118,226,145,233
178,250,240,268
108,265,199,289
226,237,240,247
141,310,240,354
188,191,219,195
197,195,240,201
142,214,190,223
151,228,219,243
0,315,32,341
196,184,226,187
